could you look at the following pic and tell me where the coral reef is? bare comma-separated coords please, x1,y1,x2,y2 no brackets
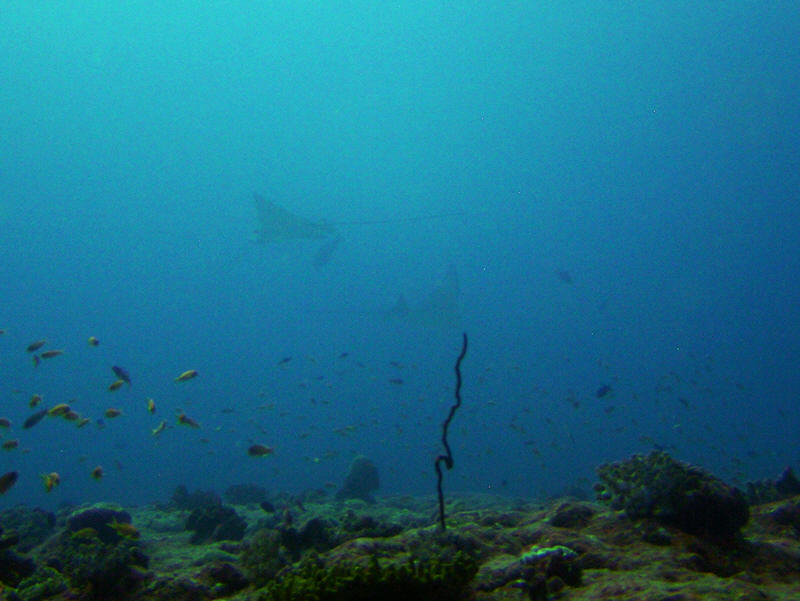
279,516,336,559
254,546,478,601
0,507,55,552
335,456,380,503
185,503,246,544
475,544,582,600
66,505,133,544
241,528,290,588
12,566,67,601
170,485,221,510
197,560,248,597
745,466,800,505
0,525,36,588
595,451,749,539
340,509,404,539
37,523,148,599
548,501,595,528
2,454,799,600
224,483,268,505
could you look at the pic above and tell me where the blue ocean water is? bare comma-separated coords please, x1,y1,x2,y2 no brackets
1,3,798,509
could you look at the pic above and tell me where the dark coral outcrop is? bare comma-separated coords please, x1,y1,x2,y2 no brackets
66,506,133,544
745,466,800,505
224,483,268,505
0,525,36,588
595,451,749,539
38,519,148,599
335,456,380,503
0,506,55,552
185,504,246,544
255,543,478,601
171,485,221,511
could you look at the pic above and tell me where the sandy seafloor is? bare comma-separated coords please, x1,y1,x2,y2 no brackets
2,465,799,601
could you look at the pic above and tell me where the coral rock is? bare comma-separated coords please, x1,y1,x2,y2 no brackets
595,451,749,539
185,504,246,544
66,506,133,544
223,483,267,505
336,456,380,503
171,485,221,510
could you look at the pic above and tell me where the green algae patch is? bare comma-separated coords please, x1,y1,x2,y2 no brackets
519,544,578,564
254,549,478,601
13,566,67,601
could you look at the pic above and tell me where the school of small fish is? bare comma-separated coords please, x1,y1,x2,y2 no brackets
0,329,406,500
0,335,214,496
1,324,750,505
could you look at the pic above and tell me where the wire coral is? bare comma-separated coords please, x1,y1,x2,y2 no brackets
435,333,468,530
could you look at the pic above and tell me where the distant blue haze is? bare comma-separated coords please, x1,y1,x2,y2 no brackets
1,3,798,507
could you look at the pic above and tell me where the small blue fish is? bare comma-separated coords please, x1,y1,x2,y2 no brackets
596,384,612,398
112,365,131,386
23,408,48,429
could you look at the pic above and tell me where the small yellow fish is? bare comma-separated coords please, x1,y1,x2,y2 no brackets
29,394,42,408
108,380,125,392
175,370,198,382
41,472,60,492
88,336,100,346
151,420,167,436
104,408,122,418
48,404,71,417
64,410,80,421
146,398,156,414
109,519,140,540
72,527,99,540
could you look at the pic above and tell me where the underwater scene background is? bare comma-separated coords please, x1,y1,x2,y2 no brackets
1,2,798,520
